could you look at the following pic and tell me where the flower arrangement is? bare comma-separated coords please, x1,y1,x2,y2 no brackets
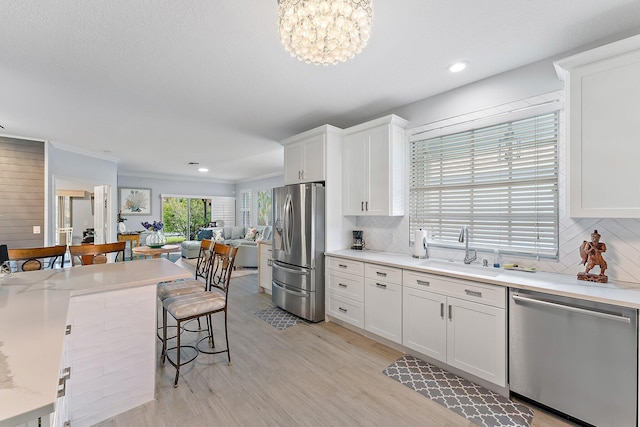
141,221,164,232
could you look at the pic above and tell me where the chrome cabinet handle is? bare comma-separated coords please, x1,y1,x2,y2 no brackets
338,283,347,288
440,302,444,318
376,283,387,289
416,279,430,286
465,289,482,298
448,305,452,320
338,264,347,268
338,307,348,313
361,201,364,211
376,271,387,277
57,366,71,398
65,324,72,335
366,201,368,211
267,259,272,266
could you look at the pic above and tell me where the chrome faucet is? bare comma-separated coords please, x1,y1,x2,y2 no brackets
458,226,477,264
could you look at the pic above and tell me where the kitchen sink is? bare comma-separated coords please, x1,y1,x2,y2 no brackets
420,260,502,277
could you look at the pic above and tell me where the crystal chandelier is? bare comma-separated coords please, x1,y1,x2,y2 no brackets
278,0,373,66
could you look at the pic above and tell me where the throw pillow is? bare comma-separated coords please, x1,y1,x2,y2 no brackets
231,226,245,240
245,228,257,241
197,228,214,241
214,229,224,242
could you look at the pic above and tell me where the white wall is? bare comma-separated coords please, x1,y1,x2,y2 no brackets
235,175,284,227
117,174,236,231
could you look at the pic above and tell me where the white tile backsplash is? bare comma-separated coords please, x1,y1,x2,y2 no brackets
354,91,640,284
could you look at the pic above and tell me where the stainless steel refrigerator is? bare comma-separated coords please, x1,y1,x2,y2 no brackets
272,183,325,322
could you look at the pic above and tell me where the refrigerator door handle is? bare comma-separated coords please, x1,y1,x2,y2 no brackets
272,281,310,297
273,261,310,275
283,192,294,254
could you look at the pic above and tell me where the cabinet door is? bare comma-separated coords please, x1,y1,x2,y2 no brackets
364,278,402,343
402,285,447,363
301,134,326,183
365,126,392,215
342,132,367,215
259,251,272,293
284,142,304,185
447,297,506,386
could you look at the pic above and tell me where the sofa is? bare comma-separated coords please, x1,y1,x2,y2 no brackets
180,225,272,269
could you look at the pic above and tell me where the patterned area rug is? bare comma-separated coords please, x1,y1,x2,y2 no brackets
383,355,533,427
255,306,305,330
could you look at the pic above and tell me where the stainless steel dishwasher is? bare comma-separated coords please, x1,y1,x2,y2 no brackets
509,288,637,427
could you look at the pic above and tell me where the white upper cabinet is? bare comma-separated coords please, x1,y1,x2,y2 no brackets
342,115,408,216
283,132,326,184
555,35,640,218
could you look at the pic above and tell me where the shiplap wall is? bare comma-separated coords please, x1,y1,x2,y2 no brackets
0,137,45,248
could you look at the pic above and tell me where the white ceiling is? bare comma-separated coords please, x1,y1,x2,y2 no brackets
1,1,640,182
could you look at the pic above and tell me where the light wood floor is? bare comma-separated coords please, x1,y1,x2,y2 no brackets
95,272,576,427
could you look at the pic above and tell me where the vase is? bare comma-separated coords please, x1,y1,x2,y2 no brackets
146,231,166,248
117,222,126,233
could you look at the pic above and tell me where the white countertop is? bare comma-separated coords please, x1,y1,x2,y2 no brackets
0,258,191,427
326,249,640,309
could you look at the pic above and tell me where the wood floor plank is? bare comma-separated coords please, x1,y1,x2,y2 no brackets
95,272,574,427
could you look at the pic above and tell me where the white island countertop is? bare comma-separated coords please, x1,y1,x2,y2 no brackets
326,249,640,309
0,258,190,427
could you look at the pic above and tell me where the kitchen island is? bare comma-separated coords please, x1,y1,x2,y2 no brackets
0,258,190,427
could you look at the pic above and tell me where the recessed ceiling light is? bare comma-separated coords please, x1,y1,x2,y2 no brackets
447,61,469,73
198,168,209,173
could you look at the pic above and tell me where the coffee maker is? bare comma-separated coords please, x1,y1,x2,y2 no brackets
351,230,365,250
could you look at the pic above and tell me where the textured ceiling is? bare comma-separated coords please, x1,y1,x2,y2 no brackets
1,1,640,182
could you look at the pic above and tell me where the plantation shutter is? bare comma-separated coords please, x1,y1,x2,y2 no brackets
409,111,559,258
211,196,236,226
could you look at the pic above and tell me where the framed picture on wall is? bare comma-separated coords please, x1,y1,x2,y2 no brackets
257,190,272,225
119,188,151,215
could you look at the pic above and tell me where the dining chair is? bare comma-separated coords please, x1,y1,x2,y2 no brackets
157,239,214,302
68,242,126,266
7,245,68,271
161,243,238,387
157,239,215,338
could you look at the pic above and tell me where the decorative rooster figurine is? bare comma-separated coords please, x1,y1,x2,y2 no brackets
578,230,608,283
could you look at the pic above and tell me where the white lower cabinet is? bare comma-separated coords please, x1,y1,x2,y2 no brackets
364,263,402,343
326,258,365,328
402,270,506,387
402,285,447,361
258,242,273,294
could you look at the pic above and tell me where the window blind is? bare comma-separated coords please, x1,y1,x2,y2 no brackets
410,111,559,258
211,196,236,226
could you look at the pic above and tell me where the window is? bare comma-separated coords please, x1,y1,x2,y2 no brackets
161,195,235,240
239,190,252,228
409,111,559,259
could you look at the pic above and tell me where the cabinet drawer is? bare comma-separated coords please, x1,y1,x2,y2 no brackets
327,257,364,275
447,280,506,309
365,263,402,285
403,270,452,293
327,293,364,329
327,270,364,302
403,270,506,309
